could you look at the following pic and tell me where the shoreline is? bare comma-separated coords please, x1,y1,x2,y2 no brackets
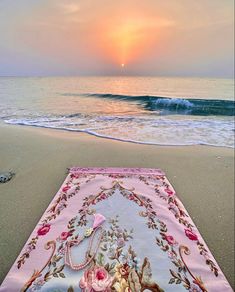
3,122,234,149
0,124,234,287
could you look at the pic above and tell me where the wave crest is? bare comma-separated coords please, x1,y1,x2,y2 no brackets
62,93,235,116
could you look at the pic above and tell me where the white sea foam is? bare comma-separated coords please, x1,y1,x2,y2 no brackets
5,114,234,148
151,98,194,108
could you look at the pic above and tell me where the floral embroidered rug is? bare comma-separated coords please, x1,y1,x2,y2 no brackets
0,167,232,292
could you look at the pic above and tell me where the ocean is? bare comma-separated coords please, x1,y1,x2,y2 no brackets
0,76,234,148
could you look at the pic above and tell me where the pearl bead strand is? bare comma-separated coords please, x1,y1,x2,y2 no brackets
64,226,103,271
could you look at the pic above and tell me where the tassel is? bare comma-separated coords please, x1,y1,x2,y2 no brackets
93,213,106,229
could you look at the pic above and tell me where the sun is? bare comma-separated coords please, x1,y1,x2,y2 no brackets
121,63,125,67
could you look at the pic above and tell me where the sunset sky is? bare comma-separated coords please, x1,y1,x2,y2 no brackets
0,0,234,77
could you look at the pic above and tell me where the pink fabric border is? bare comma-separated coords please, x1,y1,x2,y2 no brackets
69,167,165,176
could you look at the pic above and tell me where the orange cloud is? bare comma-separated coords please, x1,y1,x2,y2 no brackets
5,0,232,76
87,14,175,67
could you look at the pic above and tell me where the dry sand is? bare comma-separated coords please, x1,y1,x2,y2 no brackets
0,123,234,287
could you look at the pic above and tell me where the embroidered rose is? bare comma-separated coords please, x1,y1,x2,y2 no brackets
60,231,72,241
37,224,50,236
164,234,178,246
79,266,113,291
62,185,71,193
185,229,198,241
164,188,174,196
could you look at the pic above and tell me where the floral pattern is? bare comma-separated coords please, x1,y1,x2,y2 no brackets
154,179,219,277
37,224,51,236
79,265,113,291
77,181,159,230
156,225,207,291
17,173,95,269
78,216,164,292
23,215,165,292
25,185,206,292
185,229,198,241
2,169,230,292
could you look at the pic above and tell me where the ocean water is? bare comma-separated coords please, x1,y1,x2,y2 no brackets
0,76,234,147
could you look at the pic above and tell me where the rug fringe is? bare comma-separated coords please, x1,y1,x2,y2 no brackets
68,167,165,176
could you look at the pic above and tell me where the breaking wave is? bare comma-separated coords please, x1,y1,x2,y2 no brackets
70,93,235,116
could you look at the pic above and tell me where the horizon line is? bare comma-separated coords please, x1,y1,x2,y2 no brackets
0,74,234,79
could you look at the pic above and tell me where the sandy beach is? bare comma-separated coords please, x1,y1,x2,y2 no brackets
0,123,234,287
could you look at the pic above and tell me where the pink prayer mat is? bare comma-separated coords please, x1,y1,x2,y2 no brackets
0,167,232,292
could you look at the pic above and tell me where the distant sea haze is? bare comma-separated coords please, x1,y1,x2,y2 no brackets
0,76,234,148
